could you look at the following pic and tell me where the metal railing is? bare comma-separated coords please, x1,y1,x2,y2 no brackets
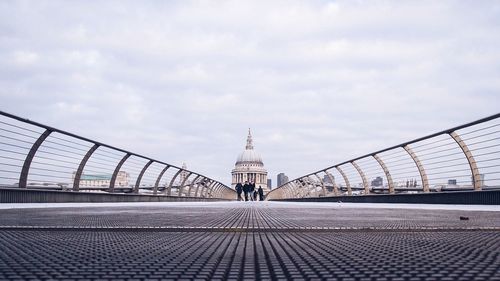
0,111,235,200
267,113,500,200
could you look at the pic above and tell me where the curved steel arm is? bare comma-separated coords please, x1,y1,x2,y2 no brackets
403,145,429,192
167,169,183,196
178,172,193,197
284,183,293,198
212,184,220,198
351,161,369,194
187,175,201,197
373,154,394,194
336,166,352,196
213,183,222,198
290,181,300,197
296,181,305,198
109,153,131,193
201,180,209,198
300,178,308,198
73,144,99,191
202,180,212,198
272,183,290,199
194,178,206,197
290,180,298,198
294,180,302,198
153,165,170,195
134,160,153,193
207,183,214,198
19,129,52,188
313,174,326,196
214,183,222,198
449,132,482,191
324,170,339,196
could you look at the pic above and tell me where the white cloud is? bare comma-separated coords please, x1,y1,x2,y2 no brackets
12,51,39,65
1,0,499,185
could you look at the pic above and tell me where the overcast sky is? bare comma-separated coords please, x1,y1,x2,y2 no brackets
1,0,499,186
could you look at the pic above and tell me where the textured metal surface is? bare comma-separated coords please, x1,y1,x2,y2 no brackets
0,202,499,280
1,202,499,229
0,230,498,281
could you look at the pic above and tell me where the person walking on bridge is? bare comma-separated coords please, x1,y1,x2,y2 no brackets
235,182,243,201
249,181,255,201
258,185,264,201
243,181,250,201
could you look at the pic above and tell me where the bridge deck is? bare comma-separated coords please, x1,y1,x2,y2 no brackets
0,202,499,280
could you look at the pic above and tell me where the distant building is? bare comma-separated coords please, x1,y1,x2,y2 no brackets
74,171,129,187
405,179,418,188
277,173,289,187
371,176,383,187
267,179,272,189
323,174,334,192
231,129,268,192
323,174,333,184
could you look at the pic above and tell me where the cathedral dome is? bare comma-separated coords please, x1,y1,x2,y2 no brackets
235,129,263,165
236,149,263,164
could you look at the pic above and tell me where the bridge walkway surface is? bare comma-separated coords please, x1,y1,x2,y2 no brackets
0,202,499,281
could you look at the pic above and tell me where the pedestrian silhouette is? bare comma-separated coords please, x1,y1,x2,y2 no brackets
258,185,264,201
235,182,243,201
243,181,250,201
249,181,255,201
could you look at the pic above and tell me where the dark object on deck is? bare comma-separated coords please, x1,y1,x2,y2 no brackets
460,216,469,220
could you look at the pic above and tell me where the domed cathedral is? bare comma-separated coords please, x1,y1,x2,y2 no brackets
232,129,269,192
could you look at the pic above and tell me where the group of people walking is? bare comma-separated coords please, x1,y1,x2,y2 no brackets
235,181,264,201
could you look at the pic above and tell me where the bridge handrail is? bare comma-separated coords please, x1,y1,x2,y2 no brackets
0,110,235,199
267,113,500,200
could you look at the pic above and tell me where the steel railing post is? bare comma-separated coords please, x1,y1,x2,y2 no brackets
325,170,339,196
109,153,130,193
177,172,193,197
19,129,52,188
187,175,201,197
351,160,369,195
314,173,326,196
336,166,352,196
166,168,183,196
373,154,395,194
449,132,482,191
403,145,429,192
134,160,153,194
153,165,170,195
73,144,99,192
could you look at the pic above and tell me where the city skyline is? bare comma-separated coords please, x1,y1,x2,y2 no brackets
1,1,499,185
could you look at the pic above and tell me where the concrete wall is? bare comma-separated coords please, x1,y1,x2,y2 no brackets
0,188,232,203
270,190,500,205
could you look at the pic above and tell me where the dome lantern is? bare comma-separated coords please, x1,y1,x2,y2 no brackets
246,128,254,150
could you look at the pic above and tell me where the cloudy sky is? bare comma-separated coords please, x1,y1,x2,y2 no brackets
1,0,499,186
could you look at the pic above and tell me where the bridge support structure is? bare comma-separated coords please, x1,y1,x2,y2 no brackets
0,110,233,202
267,113,500,201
